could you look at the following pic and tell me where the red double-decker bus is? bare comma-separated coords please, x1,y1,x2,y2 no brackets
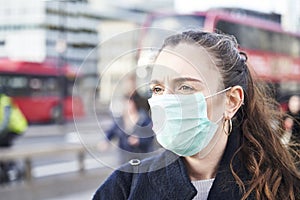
0,59,85,123
138,8,300,111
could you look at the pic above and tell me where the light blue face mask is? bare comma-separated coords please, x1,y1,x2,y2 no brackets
148,88,230,157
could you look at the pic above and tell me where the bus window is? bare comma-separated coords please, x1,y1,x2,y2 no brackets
215,19,300,57
215,20,267,51
29,78,43,96
272,32,283,54
29,77,60,97
6,76,29,96
291,37,300,57
256,28,272,52
0,75,6,88
44,77,59,96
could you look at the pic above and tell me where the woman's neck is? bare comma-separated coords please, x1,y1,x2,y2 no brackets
184,132,228,181
184,154,220,180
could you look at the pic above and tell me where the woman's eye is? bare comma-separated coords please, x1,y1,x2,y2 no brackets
178,85,194,92
151,86,164,95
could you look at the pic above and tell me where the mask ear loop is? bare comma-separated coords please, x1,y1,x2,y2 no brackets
223,118,232,136
205,87,232,99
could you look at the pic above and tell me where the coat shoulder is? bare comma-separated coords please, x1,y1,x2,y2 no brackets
92,151,180,200
92,167,133,199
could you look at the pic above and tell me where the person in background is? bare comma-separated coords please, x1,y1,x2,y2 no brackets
286,95,300,140
0,86,28,183
284,95,300,168
93,30,300,200
0,87,13,147
100,91,155,164
0,86,27,146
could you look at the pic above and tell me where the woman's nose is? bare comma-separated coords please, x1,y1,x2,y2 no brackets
163,87,174,95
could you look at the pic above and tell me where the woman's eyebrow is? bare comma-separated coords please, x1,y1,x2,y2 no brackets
150,77,203,85
172,77,203,84
149,80,162,85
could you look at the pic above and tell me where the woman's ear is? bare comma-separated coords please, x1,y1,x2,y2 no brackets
225,86,244,119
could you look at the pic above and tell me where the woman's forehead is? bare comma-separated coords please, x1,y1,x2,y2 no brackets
156,44,217,70
152,43,221,88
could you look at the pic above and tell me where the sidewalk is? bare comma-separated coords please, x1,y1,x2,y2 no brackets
0,167,113,200
46,189,96,200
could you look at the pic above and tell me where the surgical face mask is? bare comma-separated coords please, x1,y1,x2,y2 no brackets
148,88,230,157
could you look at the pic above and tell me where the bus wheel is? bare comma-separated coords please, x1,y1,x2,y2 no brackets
51,105,64,124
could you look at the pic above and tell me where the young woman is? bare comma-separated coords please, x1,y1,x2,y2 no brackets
93,31,300,200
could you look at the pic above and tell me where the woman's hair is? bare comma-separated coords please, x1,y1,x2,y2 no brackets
161,30,300,200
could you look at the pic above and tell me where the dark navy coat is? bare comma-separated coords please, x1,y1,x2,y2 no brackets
93,127,253,200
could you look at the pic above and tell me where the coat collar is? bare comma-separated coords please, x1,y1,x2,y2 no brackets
146,151,197,199
145,126,250,199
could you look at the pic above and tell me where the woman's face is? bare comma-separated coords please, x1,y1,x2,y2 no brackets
288,95,300,113
150,43,226,121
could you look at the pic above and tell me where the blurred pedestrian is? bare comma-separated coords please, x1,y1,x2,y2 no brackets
285,95,300,141
0,86,28,183
284,95,300,168
93,31,300,200
99,91,155,164
0,86,27,147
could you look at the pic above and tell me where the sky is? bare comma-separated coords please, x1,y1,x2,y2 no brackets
174,0,287,14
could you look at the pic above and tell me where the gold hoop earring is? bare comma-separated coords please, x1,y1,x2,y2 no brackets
223,118,232,136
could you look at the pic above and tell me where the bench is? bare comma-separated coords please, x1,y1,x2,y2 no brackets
0,143,94,182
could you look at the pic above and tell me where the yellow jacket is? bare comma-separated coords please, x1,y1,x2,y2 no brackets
0,94,27,134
